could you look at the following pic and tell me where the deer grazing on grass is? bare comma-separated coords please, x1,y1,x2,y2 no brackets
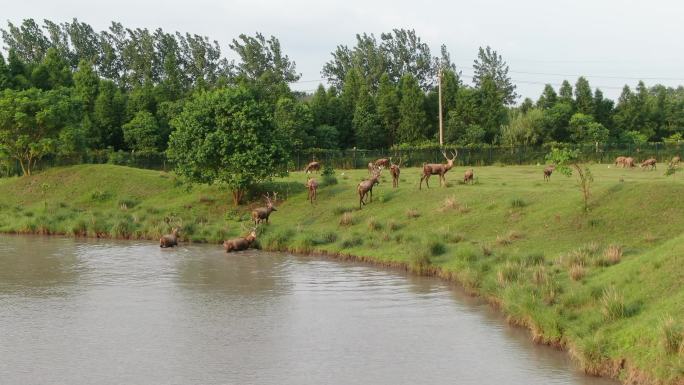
304,161,321,173
419,150,458,189
670,156,680,167
358,169,381,209
223,228,257,253
640,157,657,170
389,157,402,188
623,157,635,168
252,193,278,225
615,156,626,167
463,169,474,184
160,228,180,248
543,165,555,181
374,158,390,169
306,176,318,204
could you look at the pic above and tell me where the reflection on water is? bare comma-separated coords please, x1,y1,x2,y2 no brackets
0,235,617,385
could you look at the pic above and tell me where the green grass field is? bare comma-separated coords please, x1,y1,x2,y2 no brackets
0,163,682,384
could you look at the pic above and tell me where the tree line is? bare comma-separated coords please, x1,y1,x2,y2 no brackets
1,18,683,177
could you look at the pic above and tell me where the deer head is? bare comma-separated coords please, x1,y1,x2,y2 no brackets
441,149,458,168
264,192,278,211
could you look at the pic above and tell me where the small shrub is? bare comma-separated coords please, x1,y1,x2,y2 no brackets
367,217,382,231
111,218,134,239
339,212,356,226
409,248,431,274
264,229,295,250
427,239,446,256
600,245,622,266
456,246,477,262
516,253,545,266
569,263,585,281
510,198,527,208
660,316,683,354
387,220,402,231
292,236,314,253
315,231,338,245
340,236,363,249
561,249,590,267
406,209,420,219
118,197,139,210
71,219,88,236
600,287,626,321
572,335,609,375
90,189,112,202
497,262,523,286
532,266,548,286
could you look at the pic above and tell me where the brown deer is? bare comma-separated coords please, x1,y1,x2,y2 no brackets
252,193,278,224
419,150,458,189
358,170,381,209
463,169,474,184
389,157,402,188
223,228,257,253
543,165,555,181
367,162,376,175
306,176,318,204
374,158,390,169
304,161,321,173
623,157,635,168
160,228,180,248
614,156,626,167
640,158,656,170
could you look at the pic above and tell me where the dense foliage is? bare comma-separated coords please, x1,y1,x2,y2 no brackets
1,18,684,178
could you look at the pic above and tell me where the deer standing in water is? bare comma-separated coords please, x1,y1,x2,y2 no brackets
223,228,257,253
419,150,458,189
160,228,180,248
252,193,278,224
358,169,381,208
306,176,318,204
389,157,402,188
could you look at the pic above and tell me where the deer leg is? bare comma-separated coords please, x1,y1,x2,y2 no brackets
369,189,373,202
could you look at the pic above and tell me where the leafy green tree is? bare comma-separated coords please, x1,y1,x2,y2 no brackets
559,80,574,104
309,84,330,127
397,74,427,143
1,19,50,63
569,113,608,143
73,59,99,113
501,109,544,146
546,148,593,212
472,46,517,105
313,124,339,149
123,110,160,152
593,88,614,131
0,88,79,175
543,101,574,142
353,84,384,149
477,76,507,142
93,80,126,148
167,86,290,205
520,98,534,114
376,73,400,145
536,84,557,110
31,47,72,90
380,29,433,89
574,77,593,115
6,49,29,89
274,97,313,152
339,68,364,147
0,53,10,89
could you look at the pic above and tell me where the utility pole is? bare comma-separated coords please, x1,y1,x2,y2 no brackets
438,62,443,146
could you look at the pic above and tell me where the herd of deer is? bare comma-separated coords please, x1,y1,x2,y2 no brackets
160,152,681,253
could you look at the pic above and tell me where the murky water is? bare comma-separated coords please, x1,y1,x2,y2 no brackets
0,235,616,385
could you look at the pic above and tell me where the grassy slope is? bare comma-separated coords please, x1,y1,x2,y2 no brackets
0,163,682,383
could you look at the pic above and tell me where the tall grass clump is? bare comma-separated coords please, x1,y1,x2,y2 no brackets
597,245,622,266
600,287,626,321
427,239,446,256
571,335,609,376
497,262,524,286
409,246,431,274
262,229,295,250
660,316,683,354
339,212,356,226
367,217,382,231
340,235,363,249
510,198,527,208
406,208,420,219
569,263,586,281
111,217,134,239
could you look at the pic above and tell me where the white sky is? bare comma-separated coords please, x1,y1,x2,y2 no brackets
4,0,684,102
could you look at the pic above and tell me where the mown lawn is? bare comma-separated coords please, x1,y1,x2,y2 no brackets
0,163,682,383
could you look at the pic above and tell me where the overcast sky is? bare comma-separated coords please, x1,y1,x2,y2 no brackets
4,0,684,102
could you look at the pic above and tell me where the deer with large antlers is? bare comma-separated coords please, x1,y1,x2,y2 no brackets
374,158,390,169
306,176,318,204
252,192,278,225
358,169,381,209
420,150,458,189
223,227,257,253
389,157,402,188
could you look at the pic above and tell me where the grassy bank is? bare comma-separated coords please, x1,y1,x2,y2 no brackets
0,163,682,384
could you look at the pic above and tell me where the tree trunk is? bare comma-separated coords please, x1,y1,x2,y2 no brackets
232,189,245,206
17,158,28,176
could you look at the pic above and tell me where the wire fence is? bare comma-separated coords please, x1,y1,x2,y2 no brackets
1,142,682,177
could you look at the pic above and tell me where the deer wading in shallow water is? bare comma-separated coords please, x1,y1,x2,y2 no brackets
223,228,258,253
419,150,458,189
358,169,381,209
252,193,278,225
160,228,180,248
